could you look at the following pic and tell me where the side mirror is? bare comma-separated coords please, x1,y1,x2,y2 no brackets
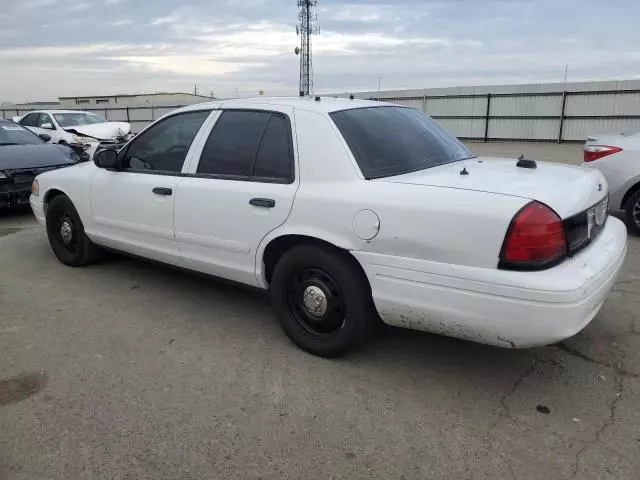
94,149,119,169
41,122,54,130
39,133,51,142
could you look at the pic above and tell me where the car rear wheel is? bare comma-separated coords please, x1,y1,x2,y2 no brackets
46,195,101,267
625,190,640,236
270,244,376,357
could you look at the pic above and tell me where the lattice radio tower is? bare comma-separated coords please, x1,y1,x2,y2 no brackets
295,1,320,96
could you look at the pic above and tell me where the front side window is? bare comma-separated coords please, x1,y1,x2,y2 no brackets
197,110,293,182
37,114,55,129
123,110,210,173
330,106,474,179
54,112,106,127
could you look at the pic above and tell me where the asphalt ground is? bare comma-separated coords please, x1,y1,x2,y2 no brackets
1,143,639,479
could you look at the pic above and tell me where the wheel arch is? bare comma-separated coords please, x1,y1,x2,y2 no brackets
256,228,365,289
621,181,640,210
42,188,69,215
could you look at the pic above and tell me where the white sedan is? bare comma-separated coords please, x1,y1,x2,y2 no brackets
583,132,640,234
29,97,627,357
14,110,133,159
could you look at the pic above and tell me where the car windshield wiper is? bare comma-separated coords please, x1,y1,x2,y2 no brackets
0,142,21,146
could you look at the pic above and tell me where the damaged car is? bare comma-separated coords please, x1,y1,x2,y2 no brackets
13,110,134,160
0,119,79,209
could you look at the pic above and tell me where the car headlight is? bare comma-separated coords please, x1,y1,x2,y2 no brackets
0,171,6,179
71,134,90,144
31,179,39,197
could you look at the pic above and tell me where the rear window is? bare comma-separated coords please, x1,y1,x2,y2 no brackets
330,106,474,179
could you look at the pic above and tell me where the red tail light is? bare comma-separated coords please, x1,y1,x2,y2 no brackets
500,202,567,270
584,145,622,162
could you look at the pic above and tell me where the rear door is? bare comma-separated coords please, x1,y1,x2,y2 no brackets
19,113,40,134
175,106,298,286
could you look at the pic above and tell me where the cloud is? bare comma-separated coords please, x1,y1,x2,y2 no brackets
1,0,640,102
108,19,133,27
23,0,55,8
149,15,180,26
69,2,91,12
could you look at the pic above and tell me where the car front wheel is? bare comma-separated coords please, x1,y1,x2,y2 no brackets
270,244,376,357
46,195,101,267
625,189,640,236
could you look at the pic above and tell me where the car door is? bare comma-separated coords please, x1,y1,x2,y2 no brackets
35,113,59,142
19,113,40,134
175,107,299,286
90,109,213,265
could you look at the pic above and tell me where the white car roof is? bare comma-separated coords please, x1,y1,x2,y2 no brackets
175,96,393,115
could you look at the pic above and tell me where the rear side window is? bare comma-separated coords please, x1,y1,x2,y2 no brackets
197,110,293,182
330,106,474,179
20,113,39,127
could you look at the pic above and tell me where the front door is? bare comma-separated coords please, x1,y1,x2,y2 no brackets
90,109,213,265
175,107,298,286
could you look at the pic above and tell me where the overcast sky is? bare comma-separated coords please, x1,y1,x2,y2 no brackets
1,0,639,102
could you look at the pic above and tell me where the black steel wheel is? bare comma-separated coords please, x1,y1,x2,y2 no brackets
625,189,640,236
46,195,101,267
271,244,376,357
287,268,346,337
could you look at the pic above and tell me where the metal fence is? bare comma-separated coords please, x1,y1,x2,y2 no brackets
4,83,640,142
0,105,185,134
371,88,640,143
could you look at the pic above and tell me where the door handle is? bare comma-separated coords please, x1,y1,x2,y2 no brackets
249,198,276,208
152,187,173,196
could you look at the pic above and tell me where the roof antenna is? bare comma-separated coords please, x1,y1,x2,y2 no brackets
516,154,537,169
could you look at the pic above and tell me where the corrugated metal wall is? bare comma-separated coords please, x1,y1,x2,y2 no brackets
345,80,640,142
4,80,640,141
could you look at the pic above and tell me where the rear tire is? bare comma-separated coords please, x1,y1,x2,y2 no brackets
46,195,101,267
270,244,376,357
624,190,640,236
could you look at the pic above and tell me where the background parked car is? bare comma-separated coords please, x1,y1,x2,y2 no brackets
13,110,134,160
0,119,79,209
583,132,640,234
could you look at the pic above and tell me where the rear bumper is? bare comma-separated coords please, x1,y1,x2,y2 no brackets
354,217,628,348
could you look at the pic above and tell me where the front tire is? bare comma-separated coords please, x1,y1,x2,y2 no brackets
270,244,375,357
46,195,101,267
624,190,640,236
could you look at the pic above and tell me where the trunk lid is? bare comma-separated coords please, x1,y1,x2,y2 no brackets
376,157,607,219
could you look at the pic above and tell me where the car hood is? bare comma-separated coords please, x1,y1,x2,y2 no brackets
64,122,131,140
376,157,607,219
0,144,77,170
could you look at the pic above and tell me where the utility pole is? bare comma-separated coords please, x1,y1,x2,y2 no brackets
194,85,199,96
295,1,320,96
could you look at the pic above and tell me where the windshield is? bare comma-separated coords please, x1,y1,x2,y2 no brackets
330,106,474,179
54,112,106,128
0,122,44,145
